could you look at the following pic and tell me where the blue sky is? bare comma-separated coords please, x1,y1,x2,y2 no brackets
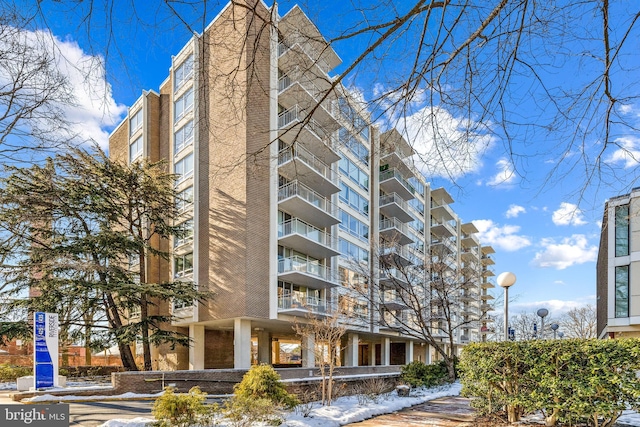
17,0,640,317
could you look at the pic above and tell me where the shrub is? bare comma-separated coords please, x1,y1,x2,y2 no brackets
0,364,32,381
152,386,218,427
401,360,447,388
234,364,299,409
459,339,640,426
223,396,283,427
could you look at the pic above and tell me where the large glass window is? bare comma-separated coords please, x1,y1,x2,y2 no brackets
174,120,194,155
615,265,629,318
339,209,368,242
615,204,630,257
174,87,194,123
339,238,368,262
174,54,194,91
176,186,194,213
129,109,142,136
174,253,194,278
339,128,369,165
174,152,194,184
339,154,368,190
339,181,368,216
174,219,194,248
129,136,143,163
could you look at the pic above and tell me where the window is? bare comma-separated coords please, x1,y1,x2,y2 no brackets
337,97,369,141
615,265,629,318
129,109,142,136
174,152,194,184
409,198,425,215
176,186,194,213
174,87,194,123
174,54,194,91
339,238,368,262
339,128,369,165
174,219,194,248
339,154,368,190
173,297,193,310
339,181,368,216
129,136,143,163
615,204,629,257
174,252,194,277
174,120,194,154
339,209,368,242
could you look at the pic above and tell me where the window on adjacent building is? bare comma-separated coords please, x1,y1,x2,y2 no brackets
174,219,194,248
174,54,194,91
615,265,629,318
174,87,194,123
129,136,143,163
174,120,194,155
615,204,629,257
174,152,194,184
174,252,194,278
176,186,194,213
129,109,142,136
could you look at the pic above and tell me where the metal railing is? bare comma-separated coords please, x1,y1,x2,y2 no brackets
278,218,338,251
278,255,334,282
380,217,411,236
278,142,337,185
278,181,335,216
379,192,409,212
379,168,415,195
278,295,335,314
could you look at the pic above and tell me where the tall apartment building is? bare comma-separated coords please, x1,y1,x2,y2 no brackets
109,0,494,370
597,189,640,338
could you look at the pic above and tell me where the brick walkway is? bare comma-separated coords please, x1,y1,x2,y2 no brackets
347,396,477,426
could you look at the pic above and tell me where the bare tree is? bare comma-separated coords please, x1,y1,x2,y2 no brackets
559,305,597,339
294,308,347,406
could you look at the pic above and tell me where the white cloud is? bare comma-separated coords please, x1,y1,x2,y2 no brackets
552,202,587,226
398,105,496,179
604,136,640,169
510,296,596,316
505,204,526,218
486,158,516,186
531,234,597,270
473,219,532,252
0,28,126,149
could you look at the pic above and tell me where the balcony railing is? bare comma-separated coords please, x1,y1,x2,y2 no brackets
278,255,333,281
278,295,334,314
278,67,328,102
380,192,409,211
278,218,338,250
277,39,333,72
278,180,335,215
278,142,336,185
380,217,410,235
379,168,415,195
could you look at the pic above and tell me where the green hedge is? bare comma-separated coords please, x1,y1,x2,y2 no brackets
459,339,640,426
400,360,449,387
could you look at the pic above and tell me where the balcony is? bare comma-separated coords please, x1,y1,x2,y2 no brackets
278,68,337,129
277,22,340,75
482,267,495,277
430,219,456,238
379,268,410,288
481,254,495,265
278,181,340,228
278,218,340,259
381,291,408,311
431,202,455,223
379,168,415,201
278,256,338,289
379,193,413,223
431,238,457,256
481,293,494,301
278,106,340,163
461,248,479,262
461,233,480,249
278,142,340,197
380,243,414,267
380,217,414,246
481,280,495,289
278,295,334,316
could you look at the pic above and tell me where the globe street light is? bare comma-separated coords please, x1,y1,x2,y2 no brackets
550,323,559,339
497,272,517,342
537,308,549,339
558,331,564,339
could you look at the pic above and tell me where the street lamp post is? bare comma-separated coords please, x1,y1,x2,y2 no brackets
537,308,549,339
551,323,559,339
497,272,517,342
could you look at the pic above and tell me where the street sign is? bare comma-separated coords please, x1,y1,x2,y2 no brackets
34,312,58,389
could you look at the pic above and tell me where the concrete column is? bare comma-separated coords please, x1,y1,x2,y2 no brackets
381,337,391,366
273,339,280,364
344,333,359,367
257,330,271,365
405,341,414,364
302,333,315,368
188,324,205,370
369,343,376,366
234,318,252,369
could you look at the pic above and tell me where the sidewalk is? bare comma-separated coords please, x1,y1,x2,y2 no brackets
347,396,476,426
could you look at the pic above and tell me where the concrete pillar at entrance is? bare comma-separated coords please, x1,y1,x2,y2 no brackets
344,333,359,367
369,343,376,366
302,334,315,368
189,324,205,370
381,338,391,366
405,341,414,364
257,330,271,365
234,319,252,369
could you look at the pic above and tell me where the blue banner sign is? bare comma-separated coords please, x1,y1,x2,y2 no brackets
34,312,59,389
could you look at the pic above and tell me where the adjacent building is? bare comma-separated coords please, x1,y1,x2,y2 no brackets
109,0,495,370
597,188,640,338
